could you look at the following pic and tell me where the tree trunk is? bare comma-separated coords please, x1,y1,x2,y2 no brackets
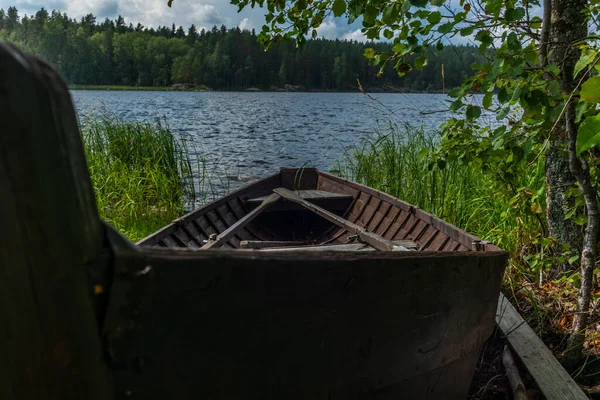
546,141,582,275
548,0,596,368
546,0,586,277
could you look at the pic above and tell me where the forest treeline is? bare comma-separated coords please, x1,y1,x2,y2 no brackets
0,6,486,91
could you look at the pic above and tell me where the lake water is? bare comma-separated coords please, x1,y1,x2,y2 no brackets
71,91,485,198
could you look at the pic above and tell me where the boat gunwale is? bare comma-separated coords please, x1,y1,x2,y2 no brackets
138,167,505,254
135,245,508,260
316,169,503,252
136,171,282,245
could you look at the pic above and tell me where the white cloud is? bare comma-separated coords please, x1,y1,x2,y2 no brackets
3,0,374,42
342,28,367,42
314,19,338,40
238,17,253,31
3,0,266,31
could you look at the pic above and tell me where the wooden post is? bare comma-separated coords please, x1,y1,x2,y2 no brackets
0,43,113,399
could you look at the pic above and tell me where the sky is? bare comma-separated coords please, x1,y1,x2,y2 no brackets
2,0,368,41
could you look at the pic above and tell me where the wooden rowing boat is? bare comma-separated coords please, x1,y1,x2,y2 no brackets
132,168,507,399
139,168,492,253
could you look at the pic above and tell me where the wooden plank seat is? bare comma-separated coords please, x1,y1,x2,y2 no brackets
245,189,354,212
247,189,354,204
255,240,418,252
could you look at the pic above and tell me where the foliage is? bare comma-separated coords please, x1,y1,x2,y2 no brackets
81,115,195,241
335,124,546,261
0,6,484,91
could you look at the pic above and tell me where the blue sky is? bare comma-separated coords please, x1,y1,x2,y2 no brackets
1,0,367,40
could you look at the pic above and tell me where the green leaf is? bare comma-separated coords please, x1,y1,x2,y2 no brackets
332,0,347,17
576,102,591,123
530,16,543,29
382,3,400,25
545,64,560,77
507,32,521,51
497,88,509,103
364,4,378,24
460,26,473,37
392,42,408,55
483,92,493,109
364,48,375,59
580,76,600,103
577,114,600,155
449,99,463,111
415,56,428,70
430,0,445,5
497,107,510,120
447,86,462,98
466,105,481,119
524,50,538,64
547,80,561,97
167,0,173,7
411,0,429,7
569,255,579,265
395,61,413,76
505,7,525,21
574,50,595,78
511,86,521,102
575,214,587,226
438,22,454,34
436,41,444,51
427,11,441,24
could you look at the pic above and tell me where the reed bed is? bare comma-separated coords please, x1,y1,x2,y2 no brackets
81,116,196,241
334,124,546,261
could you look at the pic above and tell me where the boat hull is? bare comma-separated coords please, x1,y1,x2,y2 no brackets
113,248,506,399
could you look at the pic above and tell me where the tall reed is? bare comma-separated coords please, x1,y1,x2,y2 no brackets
82,116,196,241
334,123,546,260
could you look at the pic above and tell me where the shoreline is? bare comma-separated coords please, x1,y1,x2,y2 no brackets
68,84,447,94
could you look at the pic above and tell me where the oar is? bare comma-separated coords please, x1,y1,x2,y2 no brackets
201,193,280,249
273,188,407,251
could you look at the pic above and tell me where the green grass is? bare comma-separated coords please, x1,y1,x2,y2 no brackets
71,85,171,91
334,123,546,259
81,116,196,241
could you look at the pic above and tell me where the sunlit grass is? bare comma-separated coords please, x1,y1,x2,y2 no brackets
81,116,196,241
334,123,546,259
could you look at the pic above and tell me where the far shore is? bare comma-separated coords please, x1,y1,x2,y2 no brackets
68,84,447,94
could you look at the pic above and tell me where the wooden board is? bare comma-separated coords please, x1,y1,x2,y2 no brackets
201,193,280,249
0,43,112,400
259,243,374,252
496,294,589,400
256,240,417,252
248,190,353,204
240,240,307,249
111,248,507,400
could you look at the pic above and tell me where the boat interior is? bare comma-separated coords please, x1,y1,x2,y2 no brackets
139,168,491,252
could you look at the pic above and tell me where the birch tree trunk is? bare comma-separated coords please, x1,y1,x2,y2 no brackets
548,0,598,367
546,0,586,278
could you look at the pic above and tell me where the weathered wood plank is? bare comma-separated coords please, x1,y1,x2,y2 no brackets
247,190,352,204
202,193,280,249
0,43,112,400
109,247,506,400
259,243,373,252
496,293,588,400
240,240,307,249
318,170,497,251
